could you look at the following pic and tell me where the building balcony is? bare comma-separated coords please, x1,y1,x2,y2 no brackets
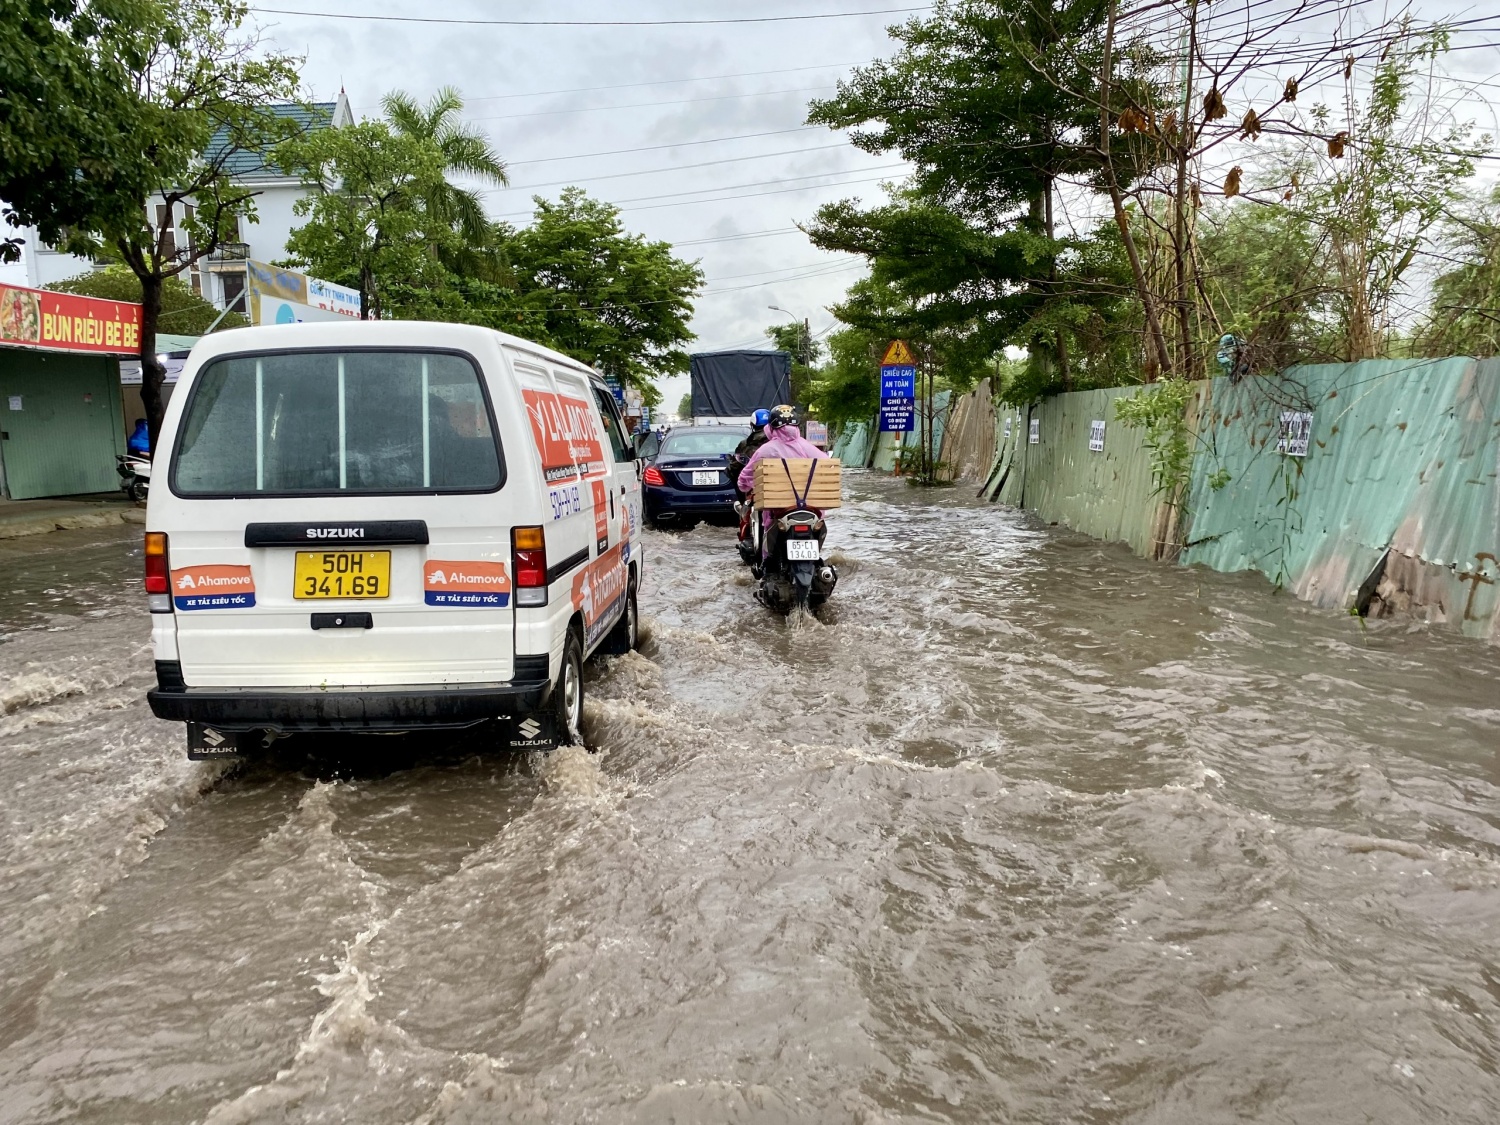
210,242,250,262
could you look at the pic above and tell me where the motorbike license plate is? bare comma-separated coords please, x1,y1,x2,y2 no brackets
294,551,391,599
692,470,719,486
785,539,820,561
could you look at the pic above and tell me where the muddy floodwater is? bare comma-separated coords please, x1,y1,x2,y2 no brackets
2,474,1498,1124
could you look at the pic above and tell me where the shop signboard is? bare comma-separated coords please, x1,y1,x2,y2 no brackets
248,260,361,324
0,283,141,355
307,276,362,318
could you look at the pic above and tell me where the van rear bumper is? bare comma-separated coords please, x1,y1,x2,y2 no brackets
148,662,550,732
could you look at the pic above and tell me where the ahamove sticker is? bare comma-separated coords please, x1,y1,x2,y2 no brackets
172,564,256,610
424,560,511,607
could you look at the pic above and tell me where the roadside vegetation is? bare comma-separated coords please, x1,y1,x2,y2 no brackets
2,0,701,438
793,0,1497,435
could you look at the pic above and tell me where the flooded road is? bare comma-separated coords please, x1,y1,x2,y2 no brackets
2,474,1498,1123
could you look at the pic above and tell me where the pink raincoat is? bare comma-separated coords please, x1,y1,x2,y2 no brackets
737,424,829,508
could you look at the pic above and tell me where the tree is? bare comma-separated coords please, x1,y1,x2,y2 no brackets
111,1,301,449
382,87,508,277
505,188,704,403
1417,184,1500,358
2,1,300,447
766,319,823,407
676,392,693,419
1292,27,1487,359
808,326,881,430
807,0,1141,388
47,264,248,334
280,119,452,320
0,0,157,263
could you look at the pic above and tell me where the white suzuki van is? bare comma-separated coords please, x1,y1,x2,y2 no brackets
143,322,643,758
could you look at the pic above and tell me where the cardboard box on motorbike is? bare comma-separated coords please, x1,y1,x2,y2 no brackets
752,458,843,510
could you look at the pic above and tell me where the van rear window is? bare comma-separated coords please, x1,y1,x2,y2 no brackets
172,351,503,496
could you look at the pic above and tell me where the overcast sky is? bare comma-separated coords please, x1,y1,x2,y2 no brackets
5,2,1495,411
257,0,924,411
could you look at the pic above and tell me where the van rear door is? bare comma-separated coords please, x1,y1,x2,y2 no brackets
162,348,515,689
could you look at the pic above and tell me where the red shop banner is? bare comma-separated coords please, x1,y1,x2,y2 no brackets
0,282,142,355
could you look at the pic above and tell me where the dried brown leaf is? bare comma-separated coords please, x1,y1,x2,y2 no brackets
1223,166,1243,198
1344,55,1354,79
1117,106,1147,134
1240,109,1261,140
1284,77,1299,102
1204,87,1227,121
1191,183,1203,208
1327,131,1348,158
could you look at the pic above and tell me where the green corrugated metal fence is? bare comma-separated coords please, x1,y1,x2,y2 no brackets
1182,358,1500,640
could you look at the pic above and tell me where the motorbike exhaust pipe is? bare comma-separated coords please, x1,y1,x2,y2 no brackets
819,567,835,584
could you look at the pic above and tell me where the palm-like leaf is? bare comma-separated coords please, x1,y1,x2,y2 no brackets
382,86,508,275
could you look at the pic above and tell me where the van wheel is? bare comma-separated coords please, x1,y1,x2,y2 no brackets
552,629,584,746
601,579,638,655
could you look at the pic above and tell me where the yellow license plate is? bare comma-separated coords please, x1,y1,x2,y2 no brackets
293,551,391,600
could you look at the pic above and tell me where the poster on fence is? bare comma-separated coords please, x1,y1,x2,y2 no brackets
1089,420,1106,452
1029,418,1040,444
1277,411,1313,457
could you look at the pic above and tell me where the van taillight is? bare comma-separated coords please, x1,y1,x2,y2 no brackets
144,532,172,612
512,526,547,606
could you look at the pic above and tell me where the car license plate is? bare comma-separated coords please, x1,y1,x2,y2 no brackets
294,551,391,599
785,539,820,561
692,470,719,486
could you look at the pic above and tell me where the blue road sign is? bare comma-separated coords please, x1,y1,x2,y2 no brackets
879,396,915,432
880,365,916,399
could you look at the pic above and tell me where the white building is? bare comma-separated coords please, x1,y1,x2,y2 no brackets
13,91,354,311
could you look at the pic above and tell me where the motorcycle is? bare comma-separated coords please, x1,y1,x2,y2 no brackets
743,504,838,613
115,453,151,502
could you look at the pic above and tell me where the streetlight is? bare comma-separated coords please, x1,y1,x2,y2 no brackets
767,305,809,365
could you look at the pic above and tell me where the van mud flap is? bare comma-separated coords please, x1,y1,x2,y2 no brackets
501,712,561,752
187,723,247,760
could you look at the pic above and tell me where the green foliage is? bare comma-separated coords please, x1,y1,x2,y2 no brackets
676,392,692,420
1296,25,1490,358
1197,195,1338,370
766,320,823,407
807,326,881,429
280,118,454,319
381,87,507,278
46,265,247,333
1417,183,1500,357
503,189,703,401
1113,378,1195,497
806,0,1149,385
0,0,162,261
1208,468,1232,491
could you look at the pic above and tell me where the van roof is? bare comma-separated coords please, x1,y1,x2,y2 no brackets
182,321,601,381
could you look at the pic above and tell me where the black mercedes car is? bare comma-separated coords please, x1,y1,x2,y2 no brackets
642,424,751,527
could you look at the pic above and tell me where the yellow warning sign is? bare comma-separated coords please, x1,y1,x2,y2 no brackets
881,339,915,366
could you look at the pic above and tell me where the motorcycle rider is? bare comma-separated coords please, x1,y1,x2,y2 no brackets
736,405,829,563
729,407,773,501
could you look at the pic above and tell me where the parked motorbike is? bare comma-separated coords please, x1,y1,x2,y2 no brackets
115,453,151,502
744,505,838,613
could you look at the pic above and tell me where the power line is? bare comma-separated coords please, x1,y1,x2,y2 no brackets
502,143,857,192
496,166,905,219
251,5,929,27
467,85,836,123
465,63,868,105
507,128,820,166
674,227,804,246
